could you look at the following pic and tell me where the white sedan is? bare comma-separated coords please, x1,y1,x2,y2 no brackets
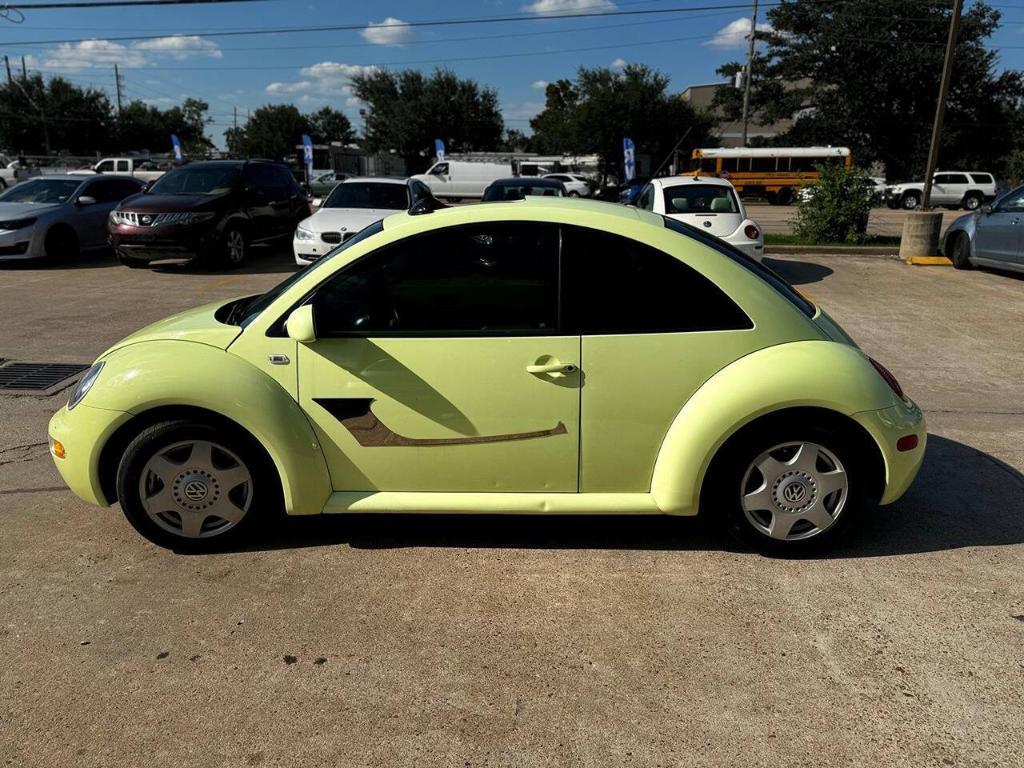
293,177,434,266
542,173,593,197
635,176,764,261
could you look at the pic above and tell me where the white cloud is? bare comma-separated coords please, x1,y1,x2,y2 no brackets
360,17,414,46
134,35,223,60
531,80,550,89
522,0,615,16
264,61,379,98
298,61,378,81
706,17,772,49
265,81,313,95
33,35,222,72
610,57,627,70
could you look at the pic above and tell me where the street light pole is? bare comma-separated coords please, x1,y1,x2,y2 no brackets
921,0,964,210
740,0,759,147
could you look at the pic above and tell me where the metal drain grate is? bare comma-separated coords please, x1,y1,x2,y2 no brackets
0,362,89,392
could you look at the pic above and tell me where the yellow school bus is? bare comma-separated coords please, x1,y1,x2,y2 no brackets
690,147,852,205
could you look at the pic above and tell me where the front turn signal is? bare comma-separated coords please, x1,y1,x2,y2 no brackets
50,439,66,459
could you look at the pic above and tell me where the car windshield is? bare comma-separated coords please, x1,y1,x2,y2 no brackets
148,166,240,196
324,182,408,210
0,179,82,204
234,220,386,327
663,185,738,215
483,183,563,201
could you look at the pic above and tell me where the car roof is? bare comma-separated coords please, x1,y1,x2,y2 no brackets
341,176,408,185
490,177,564,186
25,174,139,183
650,175,735,190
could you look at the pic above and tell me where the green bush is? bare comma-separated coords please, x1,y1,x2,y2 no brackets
793,164,873,244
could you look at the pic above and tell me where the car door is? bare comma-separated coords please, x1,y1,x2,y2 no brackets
296,221,580,493
562,225,759,493
931,174,953,205
975,187,1024,264
241,163,276,241
74,178,129,248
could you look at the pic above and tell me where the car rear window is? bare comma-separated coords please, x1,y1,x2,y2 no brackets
663,184,739,214
662,217,816,318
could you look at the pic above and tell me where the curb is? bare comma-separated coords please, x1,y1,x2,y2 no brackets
904,256,953,266
764,245,901,259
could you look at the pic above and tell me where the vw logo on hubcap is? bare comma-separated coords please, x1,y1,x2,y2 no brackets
183,480,208,501
783,482,806,504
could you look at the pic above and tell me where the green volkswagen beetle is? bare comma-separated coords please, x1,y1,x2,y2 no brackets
48,197,925,552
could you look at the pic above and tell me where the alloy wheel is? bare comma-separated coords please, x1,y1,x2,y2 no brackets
226,230,246,264
739,441,849,541
138,439,253,539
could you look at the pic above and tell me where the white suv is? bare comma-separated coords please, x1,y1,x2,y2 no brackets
542,173,593,197
887,172,997,211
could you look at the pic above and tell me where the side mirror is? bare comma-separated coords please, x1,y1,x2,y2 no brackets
285,304,316,344
76,195,97,206
981,204,993,214
312,197,323,208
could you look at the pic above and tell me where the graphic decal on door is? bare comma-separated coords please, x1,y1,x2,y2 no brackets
314,398,567,447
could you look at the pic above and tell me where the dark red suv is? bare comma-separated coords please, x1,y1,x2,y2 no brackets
108,159,310,268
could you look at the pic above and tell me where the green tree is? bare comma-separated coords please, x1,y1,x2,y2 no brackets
307,106,354,145
0,74,114,154
794,164,874,244
530,64,715,183
115,97,213,156
226,104,312,160
351,68,504,171
162,98,214,156
716,0,1023,180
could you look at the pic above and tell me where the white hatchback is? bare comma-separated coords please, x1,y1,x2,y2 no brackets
636,176,764,261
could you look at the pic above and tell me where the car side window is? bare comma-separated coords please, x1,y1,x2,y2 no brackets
970,173,994,185
274,166,300,197
636,185,654,210
996,188,1024,212
933,174,952,185
314,223,560,337
946,173,970,185
116,160,130,172
84,178,136,203
561,225,752,334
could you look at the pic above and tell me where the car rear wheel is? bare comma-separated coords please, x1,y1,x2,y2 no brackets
222,226,248,268
962,192,982,211
567,190,580,198
116,420,278,550
713,428,866,553
948,232,973,269
901,192,921,210
44,225,79,261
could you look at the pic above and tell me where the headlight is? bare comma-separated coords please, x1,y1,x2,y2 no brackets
0,217,36,231
295,225,316,241
67,361,104,410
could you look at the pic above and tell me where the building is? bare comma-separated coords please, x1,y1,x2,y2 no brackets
681,81,797,148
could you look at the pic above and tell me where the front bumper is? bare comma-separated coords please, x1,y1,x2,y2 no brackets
852,398,927,505
48,403,133,507
0,225,41,261
110,224,220,263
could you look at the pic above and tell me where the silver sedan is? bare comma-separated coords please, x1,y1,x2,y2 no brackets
943,184,1024,274
0,174,145,262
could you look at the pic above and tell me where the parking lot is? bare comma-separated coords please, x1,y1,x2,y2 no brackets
1,247,1023,766
747,202,964,237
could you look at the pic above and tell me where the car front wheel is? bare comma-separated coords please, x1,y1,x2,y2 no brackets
222,226,248,268
902,192,921,210
716,429,866,553
948,232,973,269
116,420,277,550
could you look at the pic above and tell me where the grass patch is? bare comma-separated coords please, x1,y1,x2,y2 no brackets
765,234,901,247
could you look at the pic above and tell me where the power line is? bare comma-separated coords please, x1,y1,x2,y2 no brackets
7,0,265,8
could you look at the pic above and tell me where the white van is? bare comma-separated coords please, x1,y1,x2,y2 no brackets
411,160,511,200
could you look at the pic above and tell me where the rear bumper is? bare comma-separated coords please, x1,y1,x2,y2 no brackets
852,399,927,505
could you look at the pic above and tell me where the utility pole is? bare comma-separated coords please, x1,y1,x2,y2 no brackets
921,0,963,210
21,56,27,81
233,105,238,129
740,0,759,147
114,64,124,114
4,55,12,85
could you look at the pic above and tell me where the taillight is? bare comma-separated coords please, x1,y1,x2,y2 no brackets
744,224,760,240
869,357,905,400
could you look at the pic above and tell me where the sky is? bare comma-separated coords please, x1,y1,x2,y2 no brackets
2,0,1024,149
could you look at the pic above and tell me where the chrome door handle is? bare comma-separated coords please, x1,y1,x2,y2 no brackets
527,362,578,374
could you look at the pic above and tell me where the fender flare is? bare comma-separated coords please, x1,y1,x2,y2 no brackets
90,340,331,515
650,340,897,515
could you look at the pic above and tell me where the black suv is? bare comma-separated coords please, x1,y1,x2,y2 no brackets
109,160,310,268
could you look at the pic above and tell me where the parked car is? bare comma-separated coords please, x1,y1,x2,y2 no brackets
635,176,764,261
0,174,144,262
482,176,566,201
410,160,512,200
0,154,18,190
70,157,167,182
543,173,593,197
109,159,310,268
797,177,886,205
886,172,997,211
294,177,434,266
309,170,347,200
942,183,1024,273
48,197,925,554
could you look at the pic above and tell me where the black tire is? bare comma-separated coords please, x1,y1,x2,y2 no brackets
568,190,581,198
44,225,79,261
962,192,982,211
901,192,921,210
765,191,779,206
708,425,869,555
221,224,248,268
775,187,794,206
948,232,973,270
0,178,7,191
115,420,281,551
